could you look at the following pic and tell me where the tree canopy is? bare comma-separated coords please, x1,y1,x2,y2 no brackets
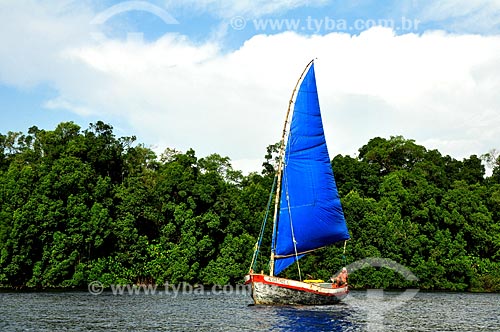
0,124,498,292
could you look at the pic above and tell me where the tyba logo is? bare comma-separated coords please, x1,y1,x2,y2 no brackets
90,1,179,43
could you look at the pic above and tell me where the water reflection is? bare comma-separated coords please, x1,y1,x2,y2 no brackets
250,302,360,332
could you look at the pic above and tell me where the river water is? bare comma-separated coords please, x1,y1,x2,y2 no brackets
1,289,499,331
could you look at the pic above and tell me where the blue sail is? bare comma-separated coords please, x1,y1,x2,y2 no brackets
274,63,350,276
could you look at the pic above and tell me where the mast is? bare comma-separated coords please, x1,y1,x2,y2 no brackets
269,59,315,276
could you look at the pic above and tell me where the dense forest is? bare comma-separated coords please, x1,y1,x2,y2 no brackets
0,121,499,291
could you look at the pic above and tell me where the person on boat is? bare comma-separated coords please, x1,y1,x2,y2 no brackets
331,267,348,286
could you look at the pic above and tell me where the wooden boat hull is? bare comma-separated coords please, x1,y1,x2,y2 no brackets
245,273,348,305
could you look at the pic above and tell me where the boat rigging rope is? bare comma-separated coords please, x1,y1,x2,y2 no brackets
250,175,277,272
342,240,347,266
283,154,302,281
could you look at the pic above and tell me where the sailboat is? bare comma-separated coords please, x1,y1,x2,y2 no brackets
244,60,351,305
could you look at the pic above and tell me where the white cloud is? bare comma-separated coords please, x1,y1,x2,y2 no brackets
416,0,500,34
59,28,500,170
44,97,94,116
0,0,94,87
417,0,495,21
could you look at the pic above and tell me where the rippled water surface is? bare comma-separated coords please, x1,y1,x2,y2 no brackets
1,290,499,331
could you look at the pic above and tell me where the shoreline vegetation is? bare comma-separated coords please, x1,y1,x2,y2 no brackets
0,122,499,292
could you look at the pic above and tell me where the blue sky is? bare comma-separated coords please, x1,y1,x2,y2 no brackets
1,0,499,173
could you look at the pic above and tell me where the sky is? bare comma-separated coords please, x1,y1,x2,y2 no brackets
1,0,499,174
